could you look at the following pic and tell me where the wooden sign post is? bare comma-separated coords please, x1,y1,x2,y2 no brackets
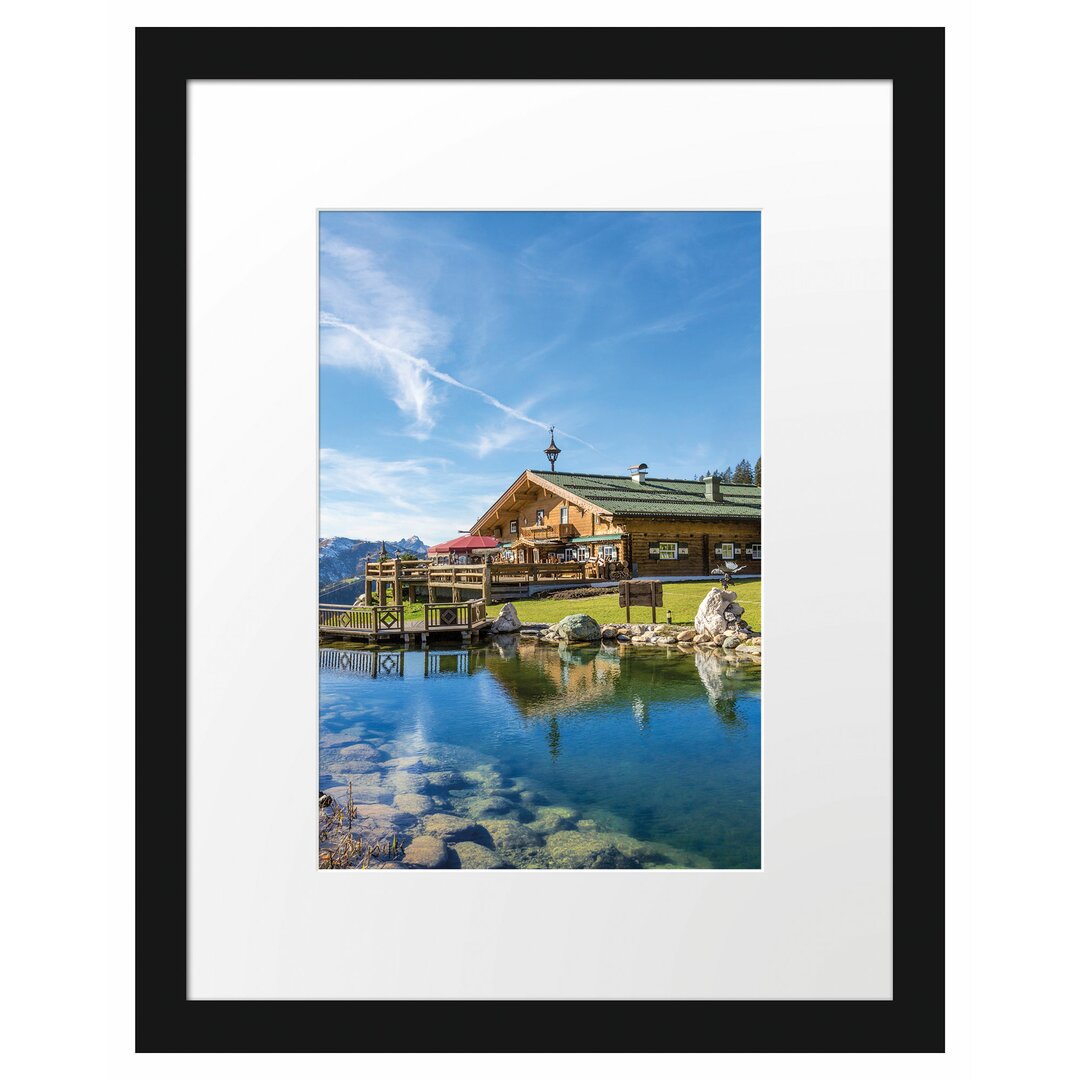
619,579,663,625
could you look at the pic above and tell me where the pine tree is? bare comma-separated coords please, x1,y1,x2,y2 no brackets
718,467,733,483
754,456,762,486
733,458,754,485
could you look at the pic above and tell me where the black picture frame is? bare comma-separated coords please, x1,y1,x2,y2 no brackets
136,26,944,1053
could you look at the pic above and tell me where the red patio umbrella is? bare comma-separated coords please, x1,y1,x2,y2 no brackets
427,535,502,554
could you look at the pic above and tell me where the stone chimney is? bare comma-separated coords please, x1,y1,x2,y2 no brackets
629,463,648,484
703,474,723,502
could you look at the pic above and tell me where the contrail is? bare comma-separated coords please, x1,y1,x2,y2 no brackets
320,312,599,452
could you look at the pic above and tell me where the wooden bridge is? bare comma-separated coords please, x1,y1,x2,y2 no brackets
318,598,492,645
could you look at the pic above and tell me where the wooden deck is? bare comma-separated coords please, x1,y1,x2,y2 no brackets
359,557,601,605
319,599,491,645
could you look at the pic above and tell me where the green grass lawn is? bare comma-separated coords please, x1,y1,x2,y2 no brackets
389,579,761,630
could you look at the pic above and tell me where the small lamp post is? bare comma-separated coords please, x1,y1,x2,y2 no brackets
544,427,561,472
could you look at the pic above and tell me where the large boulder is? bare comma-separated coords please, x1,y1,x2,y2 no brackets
554,613,602,642
490,602,523,633
694,588,743,636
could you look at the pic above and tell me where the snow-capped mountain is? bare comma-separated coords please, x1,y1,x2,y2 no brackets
319,535,428,586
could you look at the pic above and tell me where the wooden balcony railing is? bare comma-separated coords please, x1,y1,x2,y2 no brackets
423,599,487,631
519,523,578,539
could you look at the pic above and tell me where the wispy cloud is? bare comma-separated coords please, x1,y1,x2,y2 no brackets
589,272,757,350
320,449,505,543
320,312,598,452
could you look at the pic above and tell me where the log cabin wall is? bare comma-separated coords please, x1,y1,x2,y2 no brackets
617,518,762,576
486,487,607,540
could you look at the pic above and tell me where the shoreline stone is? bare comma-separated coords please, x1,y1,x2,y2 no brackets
554,613,602,642
490,602,523,633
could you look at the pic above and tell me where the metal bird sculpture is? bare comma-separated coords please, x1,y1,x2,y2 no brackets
711,559,746,587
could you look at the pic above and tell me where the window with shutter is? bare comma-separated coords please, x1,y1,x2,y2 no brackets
721,542,734,559
658,542,678,560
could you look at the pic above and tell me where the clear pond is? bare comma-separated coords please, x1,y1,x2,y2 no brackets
320,637,761,869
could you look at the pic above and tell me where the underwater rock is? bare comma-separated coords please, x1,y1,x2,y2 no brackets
402,835,450,868
350,803,416,828
450,842,510,869
422,813,486,843
324,779,394,803
382,755,437,772
677,629,696,642
479,818,542,851
337,743,382,761
517,789,550,807
423,770,466,790
527,805,579,835
464,795,520,817
384,771,431,794
393,793,435,815
462,765,502,788
543,830,642,869
554,613,602,642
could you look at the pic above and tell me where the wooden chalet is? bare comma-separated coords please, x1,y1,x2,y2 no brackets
470,463,761,578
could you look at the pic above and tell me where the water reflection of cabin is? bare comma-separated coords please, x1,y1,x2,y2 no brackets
470,465,761,578
480,640,758,724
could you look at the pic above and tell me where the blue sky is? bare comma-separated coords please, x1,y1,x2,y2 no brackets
320,211,760,545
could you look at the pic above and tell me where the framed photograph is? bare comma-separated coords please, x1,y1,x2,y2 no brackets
137,27,943,1051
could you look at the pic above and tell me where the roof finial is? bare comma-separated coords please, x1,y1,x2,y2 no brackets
544,426,561,472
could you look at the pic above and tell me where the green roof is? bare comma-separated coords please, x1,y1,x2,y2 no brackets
539,471,761,520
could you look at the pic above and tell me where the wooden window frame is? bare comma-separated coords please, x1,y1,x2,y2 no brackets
509,520,517,535
657,541,678,560
559,505,569,525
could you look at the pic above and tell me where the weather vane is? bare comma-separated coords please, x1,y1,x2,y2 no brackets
544,426,561,472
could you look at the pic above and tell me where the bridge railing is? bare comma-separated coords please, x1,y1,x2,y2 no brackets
423,599,487,631
318,604,404,633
